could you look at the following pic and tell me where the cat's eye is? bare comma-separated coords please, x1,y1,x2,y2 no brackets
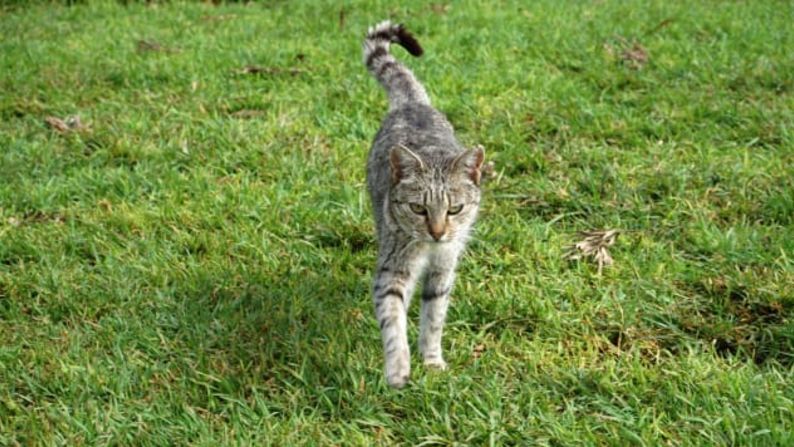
409,203,427,215
447,204,464,215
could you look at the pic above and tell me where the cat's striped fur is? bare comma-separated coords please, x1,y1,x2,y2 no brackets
363,21,485,388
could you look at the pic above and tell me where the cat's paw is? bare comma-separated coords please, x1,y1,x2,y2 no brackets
385,354,411,389
423,358,448,371
386,369,410,388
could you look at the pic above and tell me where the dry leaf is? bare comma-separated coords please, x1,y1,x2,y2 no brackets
430,3,450,14
645,18,674,36
472,343,486,359
98,199,112,212
604,36,649,70
603,42,617,58
45,116,70,132
45,115,88,133
237,65,304,76
8,212,65,226
348,308,364,322
564,229,620,274
230,109,265,119
200,14,236,22
137,39,162,52
136,39,178,53
621,43,649,69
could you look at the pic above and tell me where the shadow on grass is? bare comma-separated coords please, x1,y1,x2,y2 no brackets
675,279,794,367
161,240,379,409
595,279,793,368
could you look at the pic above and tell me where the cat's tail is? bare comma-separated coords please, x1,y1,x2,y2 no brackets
363,20,431,109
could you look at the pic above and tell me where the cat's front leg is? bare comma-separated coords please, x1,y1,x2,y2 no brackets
419,249,459,371
373,249,421,389
374,278,410,388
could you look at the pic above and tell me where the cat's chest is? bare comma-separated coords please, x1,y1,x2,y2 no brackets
413,241,459,262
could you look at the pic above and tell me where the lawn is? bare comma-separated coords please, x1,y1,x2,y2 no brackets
1,0,793,445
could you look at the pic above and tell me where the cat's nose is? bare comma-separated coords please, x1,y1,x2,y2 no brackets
428,221,446,241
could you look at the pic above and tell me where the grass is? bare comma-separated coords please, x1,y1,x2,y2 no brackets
1,0,793,444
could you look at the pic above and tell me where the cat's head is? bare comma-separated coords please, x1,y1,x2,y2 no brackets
387,144,485,243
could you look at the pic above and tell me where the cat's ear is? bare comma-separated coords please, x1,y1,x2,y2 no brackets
452,145,485,186
390,145,425,184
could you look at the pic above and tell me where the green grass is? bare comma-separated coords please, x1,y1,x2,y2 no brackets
1,0,793,444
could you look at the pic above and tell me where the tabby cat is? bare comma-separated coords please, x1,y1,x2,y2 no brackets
363,21,485,388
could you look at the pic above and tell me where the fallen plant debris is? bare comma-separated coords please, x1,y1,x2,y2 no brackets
564,229,620,274
44,115,88,133
230,109,266,119
621,43,649,69
604,36,649,69
645,17,675,36
430,3,450,15
136,39,178,53
236,65,305,76
200,13,236,22
472,343,486,359
7,211,66,227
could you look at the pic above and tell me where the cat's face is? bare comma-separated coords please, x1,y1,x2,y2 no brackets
388,145,484,243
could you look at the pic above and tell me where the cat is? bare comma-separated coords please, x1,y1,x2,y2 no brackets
363,20,485,388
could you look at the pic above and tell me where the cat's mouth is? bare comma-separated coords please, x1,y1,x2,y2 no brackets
422,235,450,244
